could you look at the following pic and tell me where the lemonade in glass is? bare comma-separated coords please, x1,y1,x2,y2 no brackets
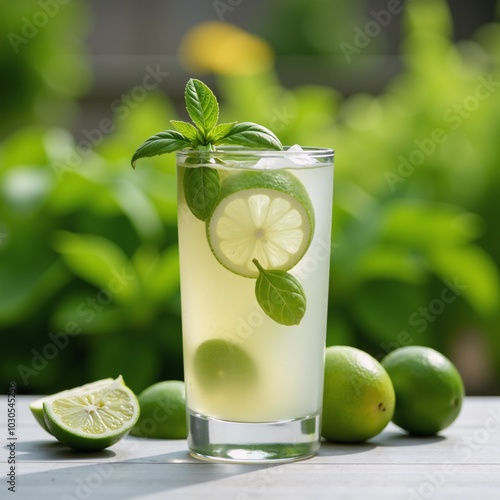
132,79,334,462
177,147,333,462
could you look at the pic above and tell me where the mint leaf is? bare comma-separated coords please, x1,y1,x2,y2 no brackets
131,79,284,169
183,166,221,221
253,259,306,326
218,122,283,150
170,120,200,142
185,78,219,136
131,130,191,168
208,122,237,143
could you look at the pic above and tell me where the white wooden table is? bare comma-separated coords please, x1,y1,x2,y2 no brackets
2,396,499,499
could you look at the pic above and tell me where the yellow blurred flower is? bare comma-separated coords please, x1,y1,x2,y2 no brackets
179,22,274,75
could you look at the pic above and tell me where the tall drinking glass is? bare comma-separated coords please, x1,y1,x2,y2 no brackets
176,146,334,462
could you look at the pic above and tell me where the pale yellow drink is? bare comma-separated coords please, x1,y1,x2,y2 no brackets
177,147,333,461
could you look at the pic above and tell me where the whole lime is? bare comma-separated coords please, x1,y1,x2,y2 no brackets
321,346,395,443
193,339,258,392
130,380,187,439
381,346,464,435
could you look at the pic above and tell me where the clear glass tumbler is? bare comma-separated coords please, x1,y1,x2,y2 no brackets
176,146,334,462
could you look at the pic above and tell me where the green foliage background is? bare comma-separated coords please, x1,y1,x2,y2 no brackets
1,0,499,395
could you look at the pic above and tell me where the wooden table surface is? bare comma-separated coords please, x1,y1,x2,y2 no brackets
2,396,499,499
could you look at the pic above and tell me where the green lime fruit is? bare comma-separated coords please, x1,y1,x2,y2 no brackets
321,346,395,443
43,376,140,451
381,346,465,436
206,170,315,278
193,339,258,392
130,381,187,439
29,377,114,434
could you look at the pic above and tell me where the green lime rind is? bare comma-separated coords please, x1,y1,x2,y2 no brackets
206,170,315,278
321,346,395,443
29,378,115,434
193,339,258,393
130,380,187,439
43,377,140,451
218,170,314,222
381,346,465,436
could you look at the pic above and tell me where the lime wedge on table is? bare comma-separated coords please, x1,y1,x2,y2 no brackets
43,376,139,451
30,377,115,434
206,170,315,278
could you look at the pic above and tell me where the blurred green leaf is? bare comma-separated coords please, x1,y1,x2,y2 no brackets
429,246,500,316
0,259,68,327
110,179,164,241
134,245,180,303
1,166,53,214
380,201,482,250
88,335,160,394
326,314,355,348
50,292,128,335
0,127,48,171
52,231,139,304
350,280,431,346
356,246,425,284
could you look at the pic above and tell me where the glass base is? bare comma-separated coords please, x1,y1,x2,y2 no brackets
187,410,321,463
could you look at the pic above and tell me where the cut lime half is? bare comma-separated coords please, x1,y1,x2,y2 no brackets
206,170,315,278
29,378,115,434
43,376,139,451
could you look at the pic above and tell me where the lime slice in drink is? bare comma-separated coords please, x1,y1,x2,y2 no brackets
193,339,258,392
43,376,140,451
206,170,315,278
29,377,115,434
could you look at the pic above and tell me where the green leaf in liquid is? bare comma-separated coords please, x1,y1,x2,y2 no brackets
253,259,306,326
183,166,221,221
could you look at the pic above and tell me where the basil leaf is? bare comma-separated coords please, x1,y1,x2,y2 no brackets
131,130,190,168
253,259,306,326
183,166,221,221
170,120,199,142
184,78,219,136
208,122,237,143
218,122,283,151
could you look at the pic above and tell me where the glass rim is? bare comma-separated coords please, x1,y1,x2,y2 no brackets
176,146,334,158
